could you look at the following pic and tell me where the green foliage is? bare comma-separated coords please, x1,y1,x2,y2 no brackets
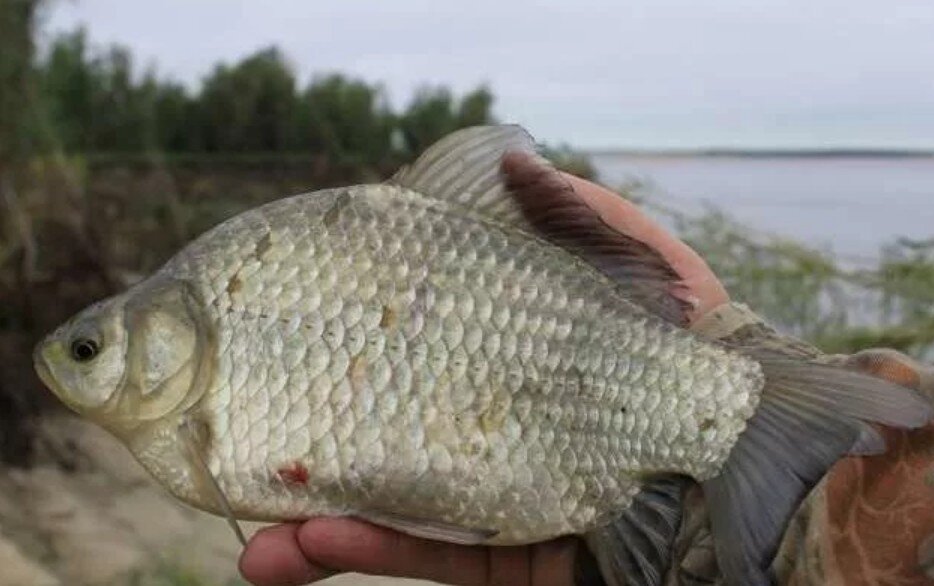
814,321,934,356
198,47,297,152
0,0,45,162
872,239,934,323
675,207,847,340
635,192,934,357
296,74,394,166
41,29,161,152
30,29,497,162
398,85,495,155
540,143,598,180
41,29,94,150
152,81,196,152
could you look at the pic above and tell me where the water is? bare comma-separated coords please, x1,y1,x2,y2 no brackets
590,154,934,263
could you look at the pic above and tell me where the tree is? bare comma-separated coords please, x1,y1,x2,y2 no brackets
86,45,158,151
198,47,297,152
33,27,498,160
40,29,162,152
398,85,495,156
457,86,494,127
0,0,45,160
296,74,394,164
152,81,196,152
40,29,94,150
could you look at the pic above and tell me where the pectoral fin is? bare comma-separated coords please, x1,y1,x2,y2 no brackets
179,416,246,546
502,150,691,326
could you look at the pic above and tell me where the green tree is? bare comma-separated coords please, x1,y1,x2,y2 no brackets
41,30,160,152
152,81,196,152
40,29,94,150
1,0,45,160
295,74,394,165
399,85,495,155
198,47,297,151
86,45,157,151
457,86,494,127
34,28,499,160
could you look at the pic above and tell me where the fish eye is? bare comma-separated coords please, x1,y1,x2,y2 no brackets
70,338,100,362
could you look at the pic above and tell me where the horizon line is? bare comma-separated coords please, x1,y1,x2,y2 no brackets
582,147,934,158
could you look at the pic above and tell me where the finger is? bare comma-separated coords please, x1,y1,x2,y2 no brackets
562,173,729,320
239,524,334,586
530,537,579,586
296,517,493,586
846,348,922,388
486,544,532,586
846,348,934,399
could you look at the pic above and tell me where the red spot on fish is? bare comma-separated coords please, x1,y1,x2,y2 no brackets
277,462,309,485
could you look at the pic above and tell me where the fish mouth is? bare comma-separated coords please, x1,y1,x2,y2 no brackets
33,341,59,396
33,340,90,415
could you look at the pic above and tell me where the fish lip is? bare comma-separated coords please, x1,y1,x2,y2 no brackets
32,339,93,415
32,340,58,395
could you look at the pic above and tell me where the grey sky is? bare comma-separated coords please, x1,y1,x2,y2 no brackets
43,0,934,149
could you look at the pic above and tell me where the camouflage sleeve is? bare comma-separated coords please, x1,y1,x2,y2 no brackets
689,301,824,359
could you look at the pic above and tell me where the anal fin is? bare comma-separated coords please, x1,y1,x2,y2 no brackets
582,476,689,586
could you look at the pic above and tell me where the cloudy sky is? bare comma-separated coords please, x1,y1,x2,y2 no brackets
43,0,934,150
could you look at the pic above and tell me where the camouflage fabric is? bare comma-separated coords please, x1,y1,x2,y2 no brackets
663,303,934,586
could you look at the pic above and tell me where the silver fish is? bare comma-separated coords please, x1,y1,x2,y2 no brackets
34,126,932,586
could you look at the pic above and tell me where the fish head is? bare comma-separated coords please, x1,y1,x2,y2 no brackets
34,278,212,436
34,294,130,415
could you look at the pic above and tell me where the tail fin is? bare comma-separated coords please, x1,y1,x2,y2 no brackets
703,357,933,585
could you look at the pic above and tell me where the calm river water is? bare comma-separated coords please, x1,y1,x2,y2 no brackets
590,154,934,262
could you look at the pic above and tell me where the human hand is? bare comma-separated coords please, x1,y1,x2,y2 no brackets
238,153,730,586
239,518,582,586
557,166,729,323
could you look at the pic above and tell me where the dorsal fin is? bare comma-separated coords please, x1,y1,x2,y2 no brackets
389,125,536,227
392,124,690,325
502,150,691,326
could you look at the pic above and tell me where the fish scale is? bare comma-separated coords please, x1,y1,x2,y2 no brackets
137,182,765,543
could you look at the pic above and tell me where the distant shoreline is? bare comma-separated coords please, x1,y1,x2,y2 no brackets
586,149,934,159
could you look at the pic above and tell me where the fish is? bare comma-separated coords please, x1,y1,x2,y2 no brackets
33,125,932,586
